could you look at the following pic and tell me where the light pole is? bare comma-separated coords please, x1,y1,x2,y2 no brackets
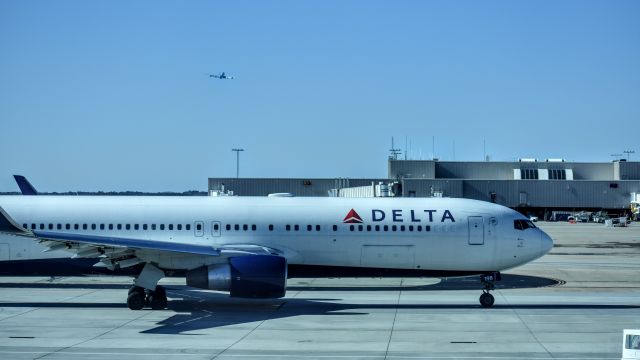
232,148,244,178
623,150,635,161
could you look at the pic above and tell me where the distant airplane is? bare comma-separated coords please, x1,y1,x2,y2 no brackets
208,72,234,79
0,176,553,310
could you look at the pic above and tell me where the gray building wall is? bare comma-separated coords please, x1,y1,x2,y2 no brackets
617,161,640,180
401,179,639,210
389,159,635,181
387,160,435,179
208,178,388,197
209,160,640,211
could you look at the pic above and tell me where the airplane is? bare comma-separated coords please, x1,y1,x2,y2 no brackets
208,72,234,79
0,186,553,310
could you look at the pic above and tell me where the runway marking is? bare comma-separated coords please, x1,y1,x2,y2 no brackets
383,280,402,360
0,351,620,359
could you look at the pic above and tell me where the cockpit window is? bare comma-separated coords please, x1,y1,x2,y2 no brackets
514,219,536,230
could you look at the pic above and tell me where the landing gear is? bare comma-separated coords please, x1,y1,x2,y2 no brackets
149,286,168,310
127,286,146,310
479,272,501,308
126,285,168,310
126,263,168,310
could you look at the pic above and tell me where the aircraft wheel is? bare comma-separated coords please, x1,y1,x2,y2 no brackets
127,287,146,310
149,286,167,310
128,285,144,295
479,293,495,308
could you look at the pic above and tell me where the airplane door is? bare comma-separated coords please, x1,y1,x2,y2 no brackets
211,221,221,237
468,216,484,245
194,221,204,237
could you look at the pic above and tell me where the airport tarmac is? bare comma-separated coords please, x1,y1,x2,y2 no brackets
0,222,638,360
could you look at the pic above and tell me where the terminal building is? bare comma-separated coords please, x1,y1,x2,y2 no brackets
209,158,640,220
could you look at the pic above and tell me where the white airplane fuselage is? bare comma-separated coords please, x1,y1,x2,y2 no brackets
0,196,552,275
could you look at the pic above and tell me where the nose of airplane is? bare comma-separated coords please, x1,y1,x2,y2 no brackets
540,230,554,255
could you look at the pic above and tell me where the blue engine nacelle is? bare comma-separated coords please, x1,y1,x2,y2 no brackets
186,255,287,298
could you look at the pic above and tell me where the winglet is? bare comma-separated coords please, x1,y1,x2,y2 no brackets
13,175,38,195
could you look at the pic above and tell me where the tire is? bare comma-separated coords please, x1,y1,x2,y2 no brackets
149,294,167,310
128,286,144,295
479,293,495,307
127,290,146,310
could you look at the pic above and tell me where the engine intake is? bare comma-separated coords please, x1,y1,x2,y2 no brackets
186,255,287,298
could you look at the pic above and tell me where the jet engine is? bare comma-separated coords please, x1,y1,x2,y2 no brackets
186,255,287,298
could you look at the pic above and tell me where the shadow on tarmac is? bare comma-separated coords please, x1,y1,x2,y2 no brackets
1,273,637,334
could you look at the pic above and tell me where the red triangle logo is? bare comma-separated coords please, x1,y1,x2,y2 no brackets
343,208,363,223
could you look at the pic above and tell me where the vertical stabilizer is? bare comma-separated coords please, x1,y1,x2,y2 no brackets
13,175,38,195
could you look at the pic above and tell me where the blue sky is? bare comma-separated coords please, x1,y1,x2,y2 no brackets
1,1,638,192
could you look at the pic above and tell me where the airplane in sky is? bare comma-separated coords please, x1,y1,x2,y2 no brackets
208,72,234,79
0,183,553,310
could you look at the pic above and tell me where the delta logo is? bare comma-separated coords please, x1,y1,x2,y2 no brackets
343,209,363,223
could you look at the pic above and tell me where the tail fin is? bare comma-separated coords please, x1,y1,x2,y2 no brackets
13,175,38,195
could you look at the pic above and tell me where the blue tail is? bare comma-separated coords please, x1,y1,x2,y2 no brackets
13,175,38,195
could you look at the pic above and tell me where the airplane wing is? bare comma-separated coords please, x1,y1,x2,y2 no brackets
0,206,281,269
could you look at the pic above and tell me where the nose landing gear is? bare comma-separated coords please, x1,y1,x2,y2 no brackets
479,272,501,307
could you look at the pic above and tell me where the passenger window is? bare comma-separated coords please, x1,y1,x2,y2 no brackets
316,225,320,231
409,225,414,231
40,224,44,230
252,224,256,231
417,225,422,231
375,225,380,231
392,225,397,231
269,224,274,231
384,225,389,231
400,225,405,232
358,225,363,231
151,224,155,230
125,224,130,230
48,224,53,230
57,224,62,230
168,224,173,230
294,225,299,231
234,224,239,231
243,224,248,231
160,224,165,230
332,225,337,231
177,224,182,230
91,224,96,230
117,224,122,230
286,225,291,231
143,224,148,230
307,225,312,231
100,224,105,230
425,225,431,232
186,224,191,231
109,224,114,230
350,225,355,231
22,223,27,229
213,224,219,231
83,224,88,230
225,224,230,231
